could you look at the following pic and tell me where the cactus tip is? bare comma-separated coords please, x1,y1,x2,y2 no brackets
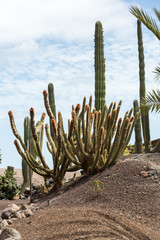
76,104,81,110
43,90,48,96
8,110,13,117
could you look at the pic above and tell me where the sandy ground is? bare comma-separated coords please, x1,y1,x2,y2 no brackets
0,154,160,240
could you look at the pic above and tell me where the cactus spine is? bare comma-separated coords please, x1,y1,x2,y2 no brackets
133,100,143,153
137,19,151,153
94,21,106,111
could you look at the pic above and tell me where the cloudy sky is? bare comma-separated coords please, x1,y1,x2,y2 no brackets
0,0,159,168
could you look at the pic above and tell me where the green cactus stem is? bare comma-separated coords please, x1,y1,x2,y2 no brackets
133,100,143,153
48,83,57,145
21,117,31,193
137,19,151,153
21,112,45,194
94,21,106,111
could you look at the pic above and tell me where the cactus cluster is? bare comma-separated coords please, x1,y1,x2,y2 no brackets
8,90,138,190
64,97,138,175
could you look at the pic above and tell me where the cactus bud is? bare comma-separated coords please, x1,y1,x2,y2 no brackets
91,112,94,119
75,104,81,117
75,104,81,111
43,90,48,96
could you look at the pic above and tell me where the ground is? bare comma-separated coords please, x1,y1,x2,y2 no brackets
0,153,160,240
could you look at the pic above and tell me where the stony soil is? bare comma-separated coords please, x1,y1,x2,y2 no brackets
1,153,160,240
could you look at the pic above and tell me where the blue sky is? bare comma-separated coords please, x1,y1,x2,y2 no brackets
0,0,159,168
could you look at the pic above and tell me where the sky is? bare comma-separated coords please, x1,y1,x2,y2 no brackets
0,0,159,169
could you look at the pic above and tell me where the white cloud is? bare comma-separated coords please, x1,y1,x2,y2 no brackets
0,0,135,43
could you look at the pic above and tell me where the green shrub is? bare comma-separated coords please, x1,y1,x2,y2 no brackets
92,179,104,195
0,168,19,200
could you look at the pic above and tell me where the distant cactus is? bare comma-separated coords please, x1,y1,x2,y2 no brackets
133,100,143,153
94,21,106,111
137,19,151,152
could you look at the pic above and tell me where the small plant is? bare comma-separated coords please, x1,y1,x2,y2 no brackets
104,173,116,179
92,179,104,195
122,147,130,156
122,144,135,156
0,167,19,200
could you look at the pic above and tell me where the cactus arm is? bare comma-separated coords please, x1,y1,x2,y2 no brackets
88,126,104,173
103,102,113,129
62,140,80,165
104,109,117,150
85,105,91,152
48,83,57,142
79,97,86,140
121,112,139,154
89,96,92,110
99,118,122,170
43,90,55,119
67,165,81,172
93,111,98,153
45,124,57,156
46,141,52,154
99,104,107,128
14,140,49,177
30,108,49,169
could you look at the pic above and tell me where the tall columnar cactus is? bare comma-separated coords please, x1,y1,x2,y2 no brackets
21,117,31,193
48,83,57,144
137,19,151,153
94,21,106,111
21,115,45,193
133,100,143,153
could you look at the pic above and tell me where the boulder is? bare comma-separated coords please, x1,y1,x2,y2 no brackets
0,227,21,240
0,220,8,230
21,204,33,217
1,205,20,219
